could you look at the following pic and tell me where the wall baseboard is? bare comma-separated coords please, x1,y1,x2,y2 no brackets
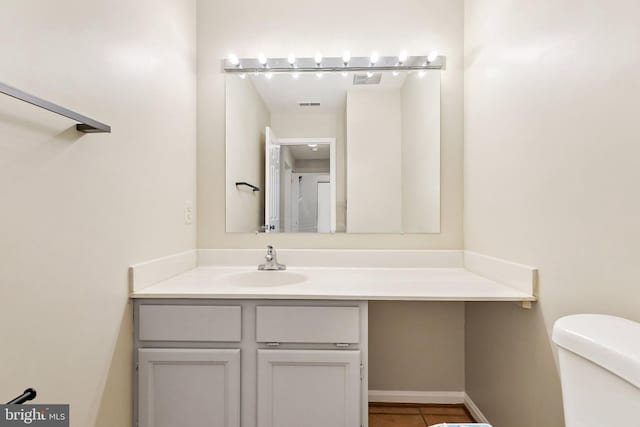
464,393,490,424
368,390,465,404
368,390,490,424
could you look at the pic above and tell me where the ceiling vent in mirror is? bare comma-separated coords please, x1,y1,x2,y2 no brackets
353,73,382,85
297,102,321,107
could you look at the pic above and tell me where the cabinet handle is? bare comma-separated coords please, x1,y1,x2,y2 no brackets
335,343,350,348
266,342,281,347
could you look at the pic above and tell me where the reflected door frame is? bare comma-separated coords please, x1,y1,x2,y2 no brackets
277,137,336,233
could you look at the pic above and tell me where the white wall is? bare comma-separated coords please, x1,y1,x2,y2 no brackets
225,76,270,232
464,1,640,426
271,111,340,138
0,0,196,426
197,0,465,394
346,75,441,233
369,301,465,392
401,73,441,232
346,87,403,233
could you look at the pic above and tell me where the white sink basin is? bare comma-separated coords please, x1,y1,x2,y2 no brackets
215,271,307,287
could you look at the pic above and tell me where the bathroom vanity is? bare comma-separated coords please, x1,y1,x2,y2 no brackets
130,249,537,427
134,300,367,427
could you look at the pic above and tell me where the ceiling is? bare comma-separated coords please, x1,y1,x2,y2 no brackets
285,144,330,160
249,71,408,114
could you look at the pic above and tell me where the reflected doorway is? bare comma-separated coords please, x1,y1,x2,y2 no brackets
265,127,336,233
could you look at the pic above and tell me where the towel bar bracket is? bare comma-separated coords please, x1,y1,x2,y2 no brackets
0,81,111,134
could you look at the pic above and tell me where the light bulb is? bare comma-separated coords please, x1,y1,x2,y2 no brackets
314,52,323,65
258,53,268,66
370,51,379,65
265,72,273,79
392,71,399,77
427,50,438,63
292,72,299,79
398,50,408,64
341,71,349,77
366,71,373,78
308,144,318,148
228,53,240,66
418,70,426,77
316,72,323,78
287,53,296,66
342,51,351,65
239,73,247,79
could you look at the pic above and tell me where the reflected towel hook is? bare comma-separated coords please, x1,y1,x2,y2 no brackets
235,182,260,192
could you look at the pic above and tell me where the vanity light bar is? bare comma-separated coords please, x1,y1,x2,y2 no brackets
223,54,446,73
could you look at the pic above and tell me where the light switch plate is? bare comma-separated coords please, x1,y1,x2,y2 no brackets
184,200,193,225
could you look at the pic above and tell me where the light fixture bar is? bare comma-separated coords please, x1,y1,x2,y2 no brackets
222,55,445,73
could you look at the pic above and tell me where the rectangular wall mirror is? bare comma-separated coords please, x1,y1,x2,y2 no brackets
225,69,441,233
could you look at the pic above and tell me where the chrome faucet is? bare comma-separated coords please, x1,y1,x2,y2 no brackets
258,245,286,271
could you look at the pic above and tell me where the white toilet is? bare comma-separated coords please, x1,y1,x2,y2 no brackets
553,314,640,426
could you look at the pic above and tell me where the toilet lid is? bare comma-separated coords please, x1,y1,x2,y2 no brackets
553,314,640,389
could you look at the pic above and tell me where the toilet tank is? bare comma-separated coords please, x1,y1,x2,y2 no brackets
552,314,640,427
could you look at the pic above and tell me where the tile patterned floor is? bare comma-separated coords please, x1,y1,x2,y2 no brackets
369,403,476,427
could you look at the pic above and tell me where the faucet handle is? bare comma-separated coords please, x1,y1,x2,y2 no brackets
265,245,275,261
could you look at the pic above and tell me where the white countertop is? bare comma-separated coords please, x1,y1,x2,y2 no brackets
130,266,536,302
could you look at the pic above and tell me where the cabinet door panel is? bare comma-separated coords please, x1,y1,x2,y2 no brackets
138,349,240,427
257,349,361,427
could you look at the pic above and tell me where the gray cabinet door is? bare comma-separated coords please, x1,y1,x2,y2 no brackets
257,349,361,427
138,349,240,427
